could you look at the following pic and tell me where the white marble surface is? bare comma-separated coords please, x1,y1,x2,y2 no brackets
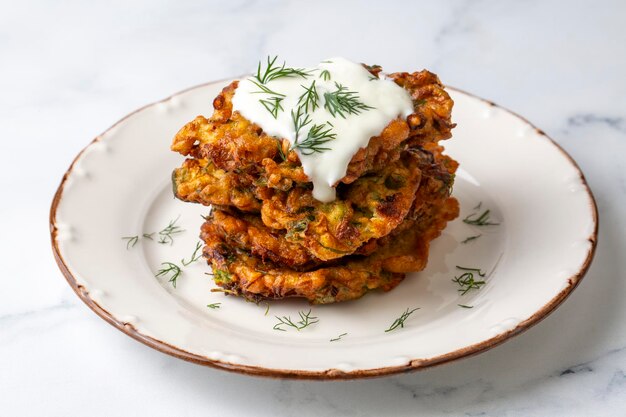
1,0,625,415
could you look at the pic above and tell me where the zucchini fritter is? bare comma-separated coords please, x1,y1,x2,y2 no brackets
204,210,323,270
171,70,453,190
202,197,459,304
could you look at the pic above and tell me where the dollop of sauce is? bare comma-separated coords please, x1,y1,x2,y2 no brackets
232,57,413,202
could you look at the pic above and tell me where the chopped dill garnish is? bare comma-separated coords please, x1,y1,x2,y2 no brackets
273,309,319,332
262,302,270,316
289,105,336,155
452,266,486,295
155,262,182,288
249,79,286,97
297,80,319,113
254,56,311,84
259,95,284,118
181,241,203,266
155,241,204,289
461,234,482,244
123,217,184,249
320,69,331,81
458,304,474,309
291,104,311,137
123,223,179,249
293,123,336,155
323,82,374,118
122,236,139,249
206,303,221,309
385,307,420,332
464,202,499,226
330,332,348,342
158,215,185,245
463,209,500,226
249,78,286,118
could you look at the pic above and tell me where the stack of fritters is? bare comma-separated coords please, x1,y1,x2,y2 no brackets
171,67,459,304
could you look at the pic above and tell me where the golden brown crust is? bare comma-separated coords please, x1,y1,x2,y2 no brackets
172,158,262,212
203,210,321,270
388,71,456,145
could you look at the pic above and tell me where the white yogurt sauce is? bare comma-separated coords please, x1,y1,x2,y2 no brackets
232,57,414,202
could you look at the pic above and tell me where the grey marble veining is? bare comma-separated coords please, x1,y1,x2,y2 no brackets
1,0,625,415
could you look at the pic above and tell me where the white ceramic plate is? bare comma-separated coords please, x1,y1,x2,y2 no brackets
50,80,597,379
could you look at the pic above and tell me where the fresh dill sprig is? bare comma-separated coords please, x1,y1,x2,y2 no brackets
330,332,347,342
158,216,185,245
385,307,420,332
292,123,336,155
452,266,486,295
259,96,284,119
273,309,319,332
155,242,205,288
463,207,499,226
323,82,374,118
461,234,482,244
473,202,483,210
249,79,286,97
297,80,319,113
122,224,179,249
206,303,221,309
262,302,270,316
254,56,311,84
320,69,331,81
289,105,336,155
122,236,139,250
250,78,286,118
291,105,311,137
181,241,203,266
155,262,182,288
122,231,160,248
453,273,485,294
458,304,474,309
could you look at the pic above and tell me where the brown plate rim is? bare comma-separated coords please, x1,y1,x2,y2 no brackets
49,79,599,380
